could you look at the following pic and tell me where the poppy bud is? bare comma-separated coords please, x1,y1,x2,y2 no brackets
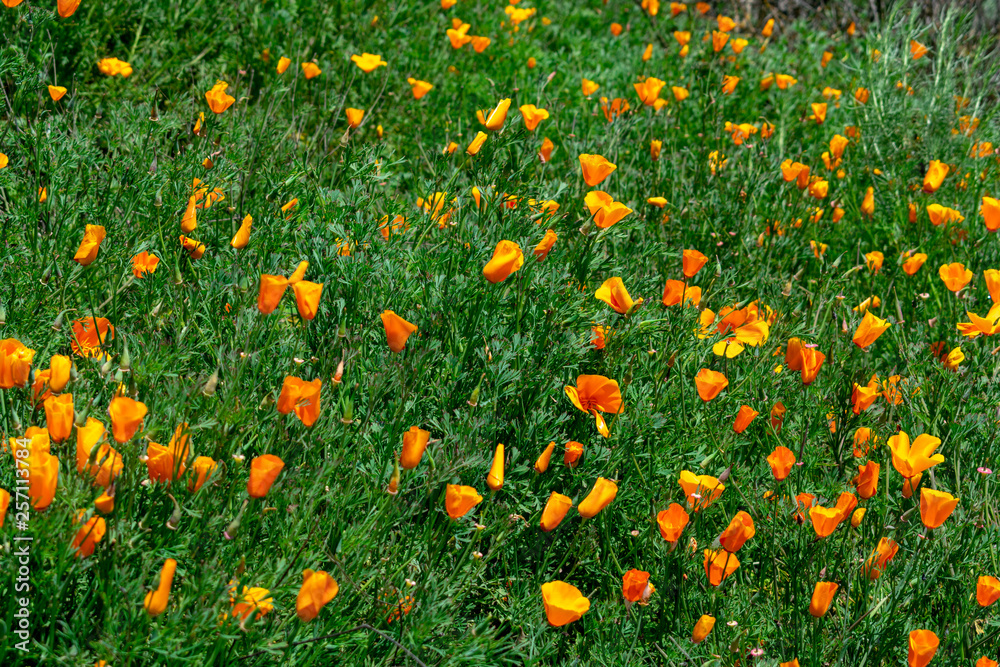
225,499,249,539
468,373,485,407
166,493,182,530
387,458,401,495
119,343,131,372
202,369,219,396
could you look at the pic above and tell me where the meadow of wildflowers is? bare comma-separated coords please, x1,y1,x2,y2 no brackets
1,0,1000,664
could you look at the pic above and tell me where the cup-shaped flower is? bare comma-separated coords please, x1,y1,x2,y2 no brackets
694,368,728,402
445,484,483,519
809,505,843,537
634,77,665,105
381,310,418,353
908,630,939,667
595,277,640,315
903,253,927,275
809,581,838,617
292,281,323,321
257,275,288,314
679,470,724,510
407,78,433,99
863,537,899,580
296,569,339,622
622,569,652,603
682,249,709,277
704,549,739,586
578,477,618,518
540,492,573,532
484,98,511,131
345,108,365,129
57,0,81,17
43,393,73,443
691,614,716,643
71,513,106,558
205,81,235,114
519,104,549,131
301,63,321,79
466,131,488,155
719,511,755,552
400,426,430,469
73,225,107,266
923,160,949,193
188,456,217,492
248,454,285,498
663,280,702,307
534,229,558,261
584,191,633,228
919,488,958,529
579,153,617,186
144,559,177,618
767,446,795,480
351,53,386,72
978,576,1000,606
656,502,689,543
939,262,972,292
889,431,943,478
231,586,274,621
147,424,191,483
108,396,147,443
0,339,35,389
541,581,590,626
535,441,556,473
483,240,524,283
852,311,891,349
277,376,323,427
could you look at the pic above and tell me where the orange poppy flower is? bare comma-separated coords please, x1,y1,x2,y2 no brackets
692,615,715,643
0,338,36,389
71,512,107,558
541,581,590,626
852,311,891,349
248,454,285,498
863,537,899,580
534,441,556,473
579,154,617,187
622,569,653,604
595,277,640,315
719,511,755,552
296,569,339,622
908,630,939,667
923,160,949,193
584,190,633,228
519,104,549,131
381,310,418,353
679,470,724,510
73,225,107,266
939,262,972,292
978,576,1000,606
853,461,880,499
578,477,617,518
188,456,217,492
809,505,843,537
483,240,524,283
205,80,235,114
733,405,759,433
445,484,483,519
407,78,433,99
703,549,739,586
276,376,322,427
809,581,838,617
656,503,689,543
143,558,177,617
301,62,321,79
540,491,573,531
767,446,795,480
694,368,728,401
919,488,959,529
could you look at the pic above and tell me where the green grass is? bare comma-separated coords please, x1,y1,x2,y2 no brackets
1,0,1000,665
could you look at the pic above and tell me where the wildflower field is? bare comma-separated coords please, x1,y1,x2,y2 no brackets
2,0,1000,664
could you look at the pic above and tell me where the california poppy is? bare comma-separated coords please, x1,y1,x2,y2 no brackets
889,431,943,478
230,586,274,621
908,630,939,667
578,478,617,518
584,191,633,228
97,57,133,77
132,251,160,278
809,505,843,538
863,537,899,580
595,277,641,315
108,396,147,443
853,461,880,499
486,443,505,491
445,484,483,519
540,492,573,532
57,0,80,17
694,368,728,401
188,456,217,492
483,98,511,131
579,154,617,187
248,454,284,498
301,62,321,79
622,569,653,605
345,108,365,129
407,78,433,99
144,559,177,618
679,470,724,510
541,581,590,626
276,376,322,427
483,240,524,283
719,511,755,552
981,196,1000,231
939,262,972,292
809,581,838,617
519,104,549,131
534,229,557,261
205,81,235,114
564,441,583,468
44,393,74,443
73,225,107,266
535,442,556,473
0,339,35,389
662,280,701,307
656,503,689,543
903,253,927,275
276,57,291,73
703,549,740,586
919,488,958,529
978,576,1000,606
923,160,949,193
381,310,418,353
147,424,191,483
767,446,795,480
71,512,107,558
399,426,430,469
852,311,891,348
48,85,67,101
296,569,339,622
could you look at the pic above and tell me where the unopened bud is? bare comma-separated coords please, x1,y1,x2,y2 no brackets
338,320,348,338
225,499,249,540
387,458,401,495
718,467,731,483
468,373,485,407
333,359,344,384
52,310,65,332
100,355,115,376
119,343,131,372
202,369,219,396
341,396,354,425
166,494,182,530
